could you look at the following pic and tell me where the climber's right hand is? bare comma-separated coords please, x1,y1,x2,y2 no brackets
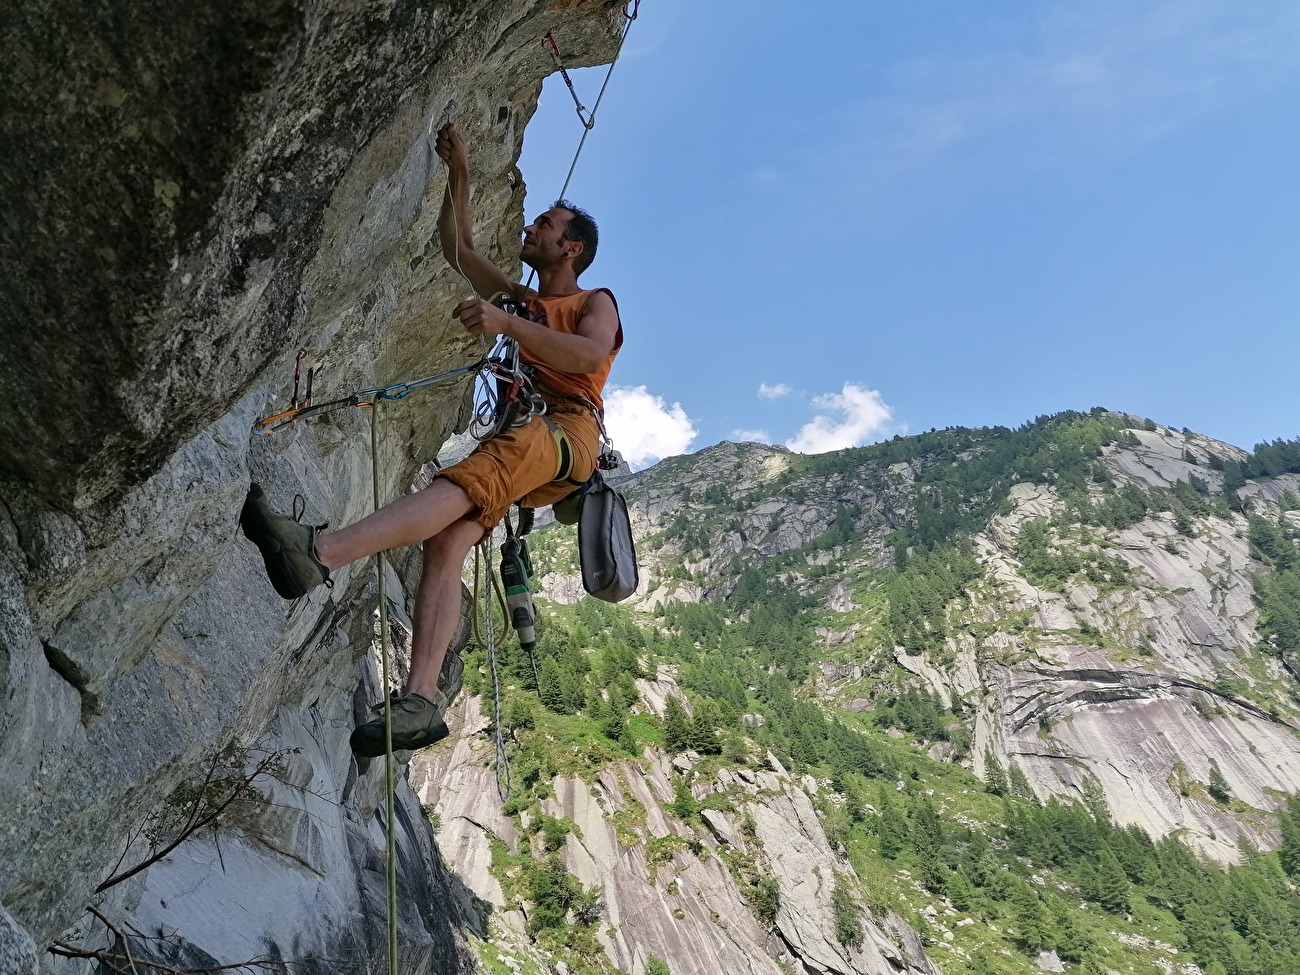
435,123,469,173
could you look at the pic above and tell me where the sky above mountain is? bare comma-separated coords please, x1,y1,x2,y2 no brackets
518,0,1300,468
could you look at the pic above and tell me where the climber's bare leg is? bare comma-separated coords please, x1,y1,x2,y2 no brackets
406,518,482,702
314,479,473,570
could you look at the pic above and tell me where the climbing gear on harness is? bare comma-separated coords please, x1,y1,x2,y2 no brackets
239,484,332,599
577,474,639,602
467,295,549,442
531,375,623,475
350,690,450,757
499,534,537,655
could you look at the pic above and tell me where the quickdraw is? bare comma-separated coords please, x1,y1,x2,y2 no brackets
253,365,481,435
253,298,544,438
543,32,594,130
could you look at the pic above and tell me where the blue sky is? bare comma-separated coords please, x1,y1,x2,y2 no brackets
517,0,1300,468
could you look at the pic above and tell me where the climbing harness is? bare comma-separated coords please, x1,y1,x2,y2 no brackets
467,305,550,443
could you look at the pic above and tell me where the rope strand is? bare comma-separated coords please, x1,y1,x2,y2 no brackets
524,11,639,290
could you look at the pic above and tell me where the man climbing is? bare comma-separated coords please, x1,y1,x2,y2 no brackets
240,122,623,754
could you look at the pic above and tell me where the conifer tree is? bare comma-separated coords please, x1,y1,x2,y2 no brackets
1008,761,1035,800
877,789,909,860
663,695,691,754
1053,903,1091,962
668,775,698,821
539,657,572,714
945,867,978,913
983,749,1008,796
1279,794,1300,878
690,699,723,755
1010,882,1055,951
601,687,628,742
1207,759,1232,804
1095,850,1130,914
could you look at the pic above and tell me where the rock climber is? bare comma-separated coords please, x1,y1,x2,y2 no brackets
240,122,623,754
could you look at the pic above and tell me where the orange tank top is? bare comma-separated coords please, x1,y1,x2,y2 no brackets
520,288,623,412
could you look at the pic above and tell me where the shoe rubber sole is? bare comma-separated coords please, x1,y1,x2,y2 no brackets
240,484,309,599
350,720,451,758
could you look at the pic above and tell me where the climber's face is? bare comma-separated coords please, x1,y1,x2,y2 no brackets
521,208,578,270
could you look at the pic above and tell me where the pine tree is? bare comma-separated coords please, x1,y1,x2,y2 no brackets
983,749,1008,796
1010,882,1055,951
1008,761,1035,800
663,695,691,753
689,699,722,755
1279,794,1300,878
601,688,629,742
668,775,698,821
1053,903,1092,962
1207,759,1232,804
1095,850,1130,914
946,867,978,913
877,789,909,860
539,658,572,714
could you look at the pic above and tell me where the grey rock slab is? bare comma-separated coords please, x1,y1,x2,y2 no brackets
0,904,36,975
1036,949,1066,973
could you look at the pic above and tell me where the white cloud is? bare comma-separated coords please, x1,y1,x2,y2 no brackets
758,382,792,399
732,428,772,444
785,383,893,454
604,385,698,469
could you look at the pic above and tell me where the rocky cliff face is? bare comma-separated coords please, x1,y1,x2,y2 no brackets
961,460,1300,863
1,0,624,968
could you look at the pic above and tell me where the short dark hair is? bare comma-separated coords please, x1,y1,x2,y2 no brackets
554,199,598,276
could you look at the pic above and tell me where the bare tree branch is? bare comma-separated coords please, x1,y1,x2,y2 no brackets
48,942,301,974
89,904,142,975
96,753,282,894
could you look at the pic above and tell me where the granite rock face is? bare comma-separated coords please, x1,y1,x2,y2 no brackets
0,904,37,975
962,468,1300,862
1,0,625,966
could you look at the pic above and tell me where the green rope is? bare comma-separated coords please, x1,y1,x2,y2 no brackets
370,402,399,975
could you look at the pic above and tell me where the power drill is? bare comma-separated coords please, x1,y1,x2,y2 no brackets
499,536,537,653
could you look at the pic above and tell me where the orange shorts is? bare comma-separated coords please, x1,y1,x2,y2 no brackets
439,405,600,534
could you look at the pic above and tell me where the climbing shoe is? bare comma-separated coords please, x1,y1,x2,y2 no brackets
350,690,449,758
239,483,331,600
